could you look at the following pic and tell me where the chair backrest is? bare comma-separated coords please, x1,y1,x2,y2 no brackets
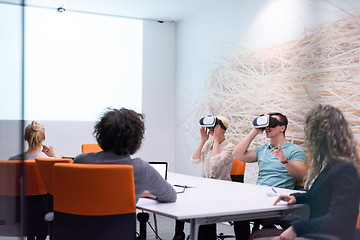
81,143,102,153
230,158,246,183
52,163,136,239
0,160,47,196
35,158,73,195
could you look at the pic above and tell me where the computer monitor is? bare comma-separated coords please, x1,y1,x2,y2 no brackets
149,162,168,180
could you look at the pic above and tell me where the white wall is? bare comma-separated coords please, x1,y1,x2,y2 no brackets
174,0,360,178
175,0,266,176
0,7,176,167
136,20,176,170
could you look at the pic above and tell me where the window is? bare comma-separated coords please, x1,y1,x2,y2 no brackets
24,7,143,121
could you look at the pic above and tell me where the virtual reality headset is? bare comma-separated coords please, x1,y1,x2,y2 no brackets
252,115,285,128
199,115,227,130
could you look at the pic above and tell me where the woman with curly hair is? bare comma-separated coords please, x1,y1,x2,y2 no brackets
252,104,360,240
73,107,176,203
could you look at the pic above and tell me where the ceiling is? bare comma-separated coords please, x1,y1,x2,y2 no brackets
21,0,231,22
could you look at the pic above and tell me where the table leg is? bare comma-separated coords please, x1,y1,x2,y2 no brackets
153,213,159,239
190,219,199,240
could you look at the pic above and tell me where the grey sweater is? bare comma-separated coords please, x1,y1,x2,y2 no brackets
74,151,177,203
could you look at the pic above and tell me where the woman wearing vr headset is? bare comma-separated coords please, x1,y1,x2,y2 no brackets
252,105,360,240
173,115,235,240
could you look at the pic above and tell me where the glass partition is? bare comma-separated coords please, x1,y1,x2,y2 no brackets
0,1,143,238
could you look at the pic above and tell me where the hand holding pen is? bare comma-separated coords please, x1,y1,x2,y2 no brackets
271,188,286,201
273,193,296,206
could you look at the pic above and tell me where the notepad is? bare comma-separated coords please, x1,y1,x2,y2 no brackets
149,162,168,180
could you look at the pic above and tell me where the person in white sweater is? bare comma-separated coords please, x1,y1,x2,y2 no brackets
173,115,234,240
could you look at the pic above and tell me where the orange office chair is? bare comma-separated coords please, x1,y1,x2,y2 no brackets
52,163,136,240
35,158,73,211
230,158,246,183
356,212,360,230
35,158,73,239
35,158,73,196
0,160,48,238
217,159,246,240
81,143,102,153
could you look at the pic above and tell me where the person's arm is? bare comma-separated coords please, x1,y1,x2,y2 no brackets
145,164,177,203
232,128,263,163
192,127,209,163
279,226,297,240
283,160,307,182
271,145,307,182
274,194,297,206
42,144,56,158
140,190,156,200
211,125,223,157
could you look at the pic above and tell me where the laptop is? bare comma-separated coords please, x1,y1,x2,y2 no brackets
149,162,168,180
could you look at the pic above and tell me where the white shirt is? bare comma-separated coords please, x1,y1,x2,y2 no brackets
192,139,235,181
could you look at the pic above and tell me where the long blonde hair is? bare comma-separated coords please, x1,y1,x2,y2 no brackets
304,105,360,189
24,121,45,149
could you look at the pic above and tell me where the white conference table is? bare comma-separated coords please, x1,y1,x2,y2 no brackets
136,172,307,240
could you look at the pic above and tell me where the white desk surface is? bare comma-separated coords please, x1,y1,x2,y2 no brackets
136,172,307,240
137,172,305,220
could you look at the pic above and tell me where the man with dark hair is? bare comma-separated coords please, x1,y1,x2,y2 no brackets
74,107,177,203
232,112,307,240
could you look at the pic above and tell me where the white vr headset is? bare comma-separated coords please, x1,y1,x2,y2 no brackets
252,115,285,128
199,115,227,130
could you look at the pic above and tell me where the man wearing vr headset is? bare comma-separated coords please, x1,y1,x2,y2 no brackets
232,112,307,240
173,115,235,240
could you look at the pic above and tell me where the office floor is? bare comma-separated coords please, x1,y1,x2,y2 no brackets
0,213,236,240
137,211,236,240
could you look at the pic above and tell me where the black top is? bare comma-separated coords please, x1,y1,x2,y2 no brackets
292,160,360,240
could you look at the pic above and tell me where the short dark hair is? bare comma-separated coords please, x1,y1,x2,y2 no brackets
94,108,145,155
268,112,288,136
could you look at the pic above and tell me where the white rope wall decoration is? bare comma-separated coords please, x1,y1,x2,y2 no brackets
188,10,360,152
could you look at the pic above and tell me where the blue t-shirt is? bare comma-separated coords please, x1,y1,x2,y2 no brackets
254,141,307,189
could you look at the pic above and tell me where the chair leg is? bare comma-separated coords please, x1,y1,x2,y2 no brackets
137,212,149,240
49,221,53,240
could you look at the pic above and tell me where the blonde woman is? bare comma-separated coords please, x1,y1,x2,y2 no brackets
253,105,360,240
173,115,235,240
9,121,56,160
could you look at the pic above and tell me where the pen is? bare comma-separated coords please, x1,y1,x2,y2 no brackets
271,187,286,202
173,184,188,188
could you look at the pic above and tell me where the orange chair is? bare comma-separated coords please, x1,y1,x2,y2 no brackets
35,158,73,196
0,160,47,238
230,158,246,183
52,163,136,240
216,159,246,239
81,143,102,153
35,157,73,221
356,212,360,229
